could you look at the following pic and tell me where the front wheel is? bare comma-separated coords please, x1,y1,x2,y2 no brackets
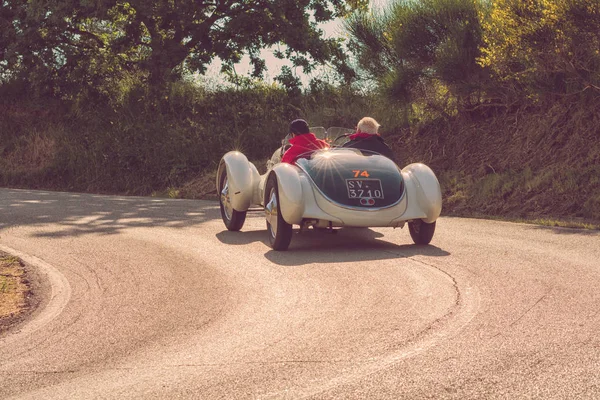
408,220,436,245
218,167,246,231
264,174,293,251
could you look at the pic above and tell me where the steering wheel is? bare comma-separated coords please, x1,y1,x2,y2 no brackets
279,133,293,157
331,134,351,147
280,143,291,155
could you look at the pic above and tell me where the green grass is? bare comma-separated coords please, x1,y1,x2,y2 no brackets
524,218,600,230
439,164,600,223
0,256,22,296
482,215,599,230
0,253,28,321
151,187,181,198
0,256,21,264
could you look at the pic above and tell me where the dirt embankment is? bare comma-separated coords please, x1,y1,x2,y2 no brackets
387,99,600,226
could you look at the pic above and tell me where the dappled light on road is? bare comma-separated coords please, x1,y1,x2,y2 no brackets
0,189,220,238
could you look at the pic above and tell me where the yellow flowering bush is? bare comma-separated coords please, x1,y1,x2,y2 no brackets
479,0,600,98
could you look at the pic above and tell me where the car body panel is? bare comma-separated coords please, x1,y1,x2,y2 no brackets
269,164,304,224
402,163,442,223
217,151,261,211
296,149,404,209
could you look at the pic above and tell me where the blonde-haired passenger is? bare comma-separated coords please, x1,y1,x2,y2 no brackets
342,117,395,162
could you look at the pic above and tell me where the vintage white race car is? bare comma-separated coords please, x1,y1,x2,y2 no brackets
216,127,442,251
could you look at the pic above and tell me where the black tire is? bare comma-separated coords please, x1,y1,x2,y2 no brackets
408,219,436,245
218,166,246,231
264,174,293,251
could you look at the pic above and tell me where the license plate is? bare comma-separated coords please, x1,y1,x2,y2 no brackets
346,179,384,199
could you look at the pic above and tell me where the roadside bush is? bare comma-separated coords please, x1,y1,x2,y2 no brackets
0,77,383,194
346,0,488,120
479,0,600,102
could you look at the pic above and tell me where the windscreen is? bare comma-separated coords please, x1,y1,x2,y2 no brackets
310,127,355,143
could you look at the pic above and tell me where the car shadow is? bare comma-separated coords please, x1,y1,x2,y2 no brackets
216,226,385,246
215,229,270,246
217,227,450,265
526,224,600,236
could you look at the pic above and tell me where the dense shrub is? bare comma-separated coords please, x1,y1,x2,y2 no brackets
0,78,375,194
346,0,487,120
479,0,600,101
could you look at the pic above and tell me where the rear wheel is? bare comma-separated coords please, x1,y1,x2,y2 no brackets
218,167,246,231
264,174,293,251
408,219,436,245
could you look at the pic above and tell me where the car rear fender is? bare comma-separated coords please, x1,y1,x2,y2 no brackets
217,151,260,212
402,163,442,223
270,164,304,225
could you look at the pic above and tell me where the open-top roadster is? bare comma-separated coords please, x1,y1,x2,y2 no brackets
217,127,442,250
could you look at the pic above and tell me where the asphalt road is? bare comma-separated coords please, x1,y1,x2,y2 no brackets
0,188,599,399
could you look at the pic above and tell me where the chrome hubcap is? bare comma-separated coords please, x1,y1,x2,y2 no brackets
220,177,233,221
265,189,278,238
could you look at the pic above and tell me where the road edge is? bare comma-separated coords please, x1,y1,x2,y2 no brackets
0,244,72,346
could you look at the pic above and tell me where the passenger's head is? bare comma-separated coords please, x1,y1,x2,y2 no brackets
356,117,380,135
290,119,310,136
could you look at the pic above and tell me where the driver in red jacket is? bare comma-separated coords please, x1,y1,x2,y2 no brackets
281,119,329,164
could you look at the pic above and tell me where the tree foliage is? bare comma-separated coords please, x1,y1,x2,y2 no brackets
346,0,600,112
0,0,366,94
346,0,486,115
0,0,121,95
479,0,600,99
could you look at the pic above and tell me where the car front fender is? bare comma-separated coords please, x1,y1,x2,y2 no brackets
217,151,260,212
402,163,442,223
270,164,304,225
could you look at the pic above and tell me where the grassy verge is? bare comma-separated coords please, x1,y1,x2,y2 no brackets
0,252,31,332
154,158,268,201
438,166,600,227
153,160,600,231
507,218,600,230
445,213,600,231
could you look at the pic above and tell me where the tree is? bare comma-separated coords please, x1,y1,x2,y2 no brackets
479,0,600,101
0,0,118,94
0,0,368,94
346,0,487,116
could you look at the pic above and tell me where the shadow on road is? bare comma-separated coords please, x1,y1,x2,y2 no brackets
526,225,600,236
217,226,450,265
0,188,220,237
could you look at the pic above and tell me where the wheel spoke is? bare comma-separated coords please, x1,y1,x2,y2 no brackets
221,178,233,221
265,189,278,238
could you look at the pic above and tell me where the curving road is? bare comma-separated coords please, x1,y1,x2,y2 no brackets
0,188,599,399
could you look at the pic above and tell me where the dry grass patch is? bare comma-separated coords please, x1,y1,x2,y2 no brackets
0,253,29,324
1,132,57,174
521,218,600,230
176,158,268,201
177,170,218,200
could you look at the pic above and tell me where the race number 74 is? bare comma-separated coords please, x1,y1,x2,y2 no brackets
352,170,370,178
